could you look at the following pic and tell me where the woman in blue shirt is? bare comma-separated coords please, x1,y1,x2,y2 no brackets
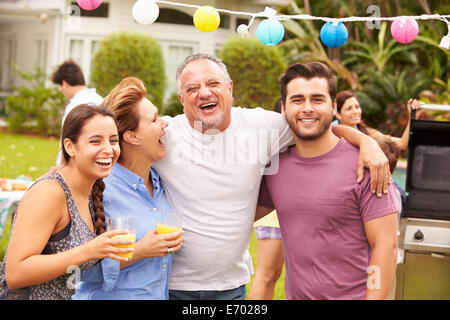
73,77,183,300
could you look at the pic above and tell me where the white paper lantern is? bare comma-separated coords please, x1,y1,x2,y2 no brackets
132,0,159,25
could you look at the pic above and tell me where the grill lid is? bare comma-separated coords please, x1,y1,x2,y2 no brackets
404,105,450,220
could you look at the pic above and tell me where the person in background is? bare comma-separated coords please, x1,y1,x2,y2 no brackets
73,77,183,300
249,98,284,300
334,90,423,150
335,91,424,217
0,104,133,300
51,59,103,165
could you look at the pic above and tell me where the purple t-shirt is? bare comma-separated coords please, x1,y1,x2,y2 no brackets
258,139,400,300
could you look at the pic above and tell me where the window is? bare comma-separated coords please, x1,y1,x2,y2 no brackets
69,39,84,67
35,39,48,71
219,14,230,29
67,38,103,86
156,8,192,25
6,38,17,89
91,40,100,57
70,1,109,18
236,18,250,27
159,42,197,99
167,45,194,96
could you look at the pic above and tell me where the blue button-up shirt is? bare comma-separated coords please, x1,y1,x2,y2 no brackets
73,163,173,300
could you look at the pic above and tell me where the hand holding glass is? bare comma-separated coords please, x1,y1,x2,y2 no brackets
107,216,136,260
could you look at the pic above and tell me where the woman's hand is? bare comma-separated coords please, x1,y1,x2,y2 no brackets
82,229,135,262
134,229,183,258
407,98,424,118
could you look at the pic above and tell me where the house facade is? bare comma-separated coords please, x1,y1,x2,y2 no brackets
0,0,290,100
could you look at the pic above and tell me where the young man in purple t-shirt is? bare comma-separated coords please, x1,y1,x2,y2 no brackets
256,62,399,300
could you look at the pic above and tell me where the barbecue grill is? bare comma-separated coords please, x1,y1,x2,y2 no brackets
396,104,450,300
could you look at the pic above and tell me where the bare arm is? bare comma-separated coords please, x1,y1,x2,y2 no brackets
390,99,424,151
364,213,398,300
332,124,390,196
5,180,132,289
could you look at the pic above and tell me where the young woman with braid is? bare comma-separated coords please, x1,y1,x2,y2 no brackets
73,77,183,300
0,104,133,300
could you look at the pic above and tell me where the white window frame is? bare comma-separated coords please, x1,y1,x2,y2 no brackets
159,41,198,101
65,35,104,86
35,36,48,73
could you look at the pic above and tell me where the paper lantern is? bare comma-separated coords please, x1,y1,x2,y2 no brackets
391,17,419,44
320,21,348,48
237,24,249,38
193,6,220,32
132,0,159,25
76,0,102,11
256,19,285,46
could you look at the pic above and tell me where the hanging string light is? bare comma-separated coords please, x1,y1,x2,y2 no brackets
320,21,348,48
76,0,102,11
132,0,160,25
391,17,419,44
193,6,221,32
126,1,450,49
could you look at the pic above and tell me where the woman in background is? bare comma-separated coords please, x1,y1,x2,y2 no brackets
334,91,423,150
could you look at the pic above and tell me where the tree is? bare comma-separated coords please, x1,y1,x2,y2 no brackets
90,31,166,108
218,37,287,109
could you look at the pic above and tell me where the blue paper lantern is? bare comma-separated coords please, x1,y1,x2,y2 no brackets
320,21,348,48
256,19,285,46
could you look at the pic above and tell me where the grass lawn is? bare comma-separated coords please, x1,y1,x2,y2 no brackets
0,131,59,179
0,131,287,299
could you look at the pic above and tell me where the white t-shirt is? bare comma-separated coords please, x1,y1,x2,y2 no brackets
57,88,103,165
154,107,293,291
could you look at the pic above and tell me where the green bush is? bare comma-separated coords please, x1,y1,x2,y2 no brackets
90,31,166,108
5,68,65,136
218,37,287,110
163,92,184,117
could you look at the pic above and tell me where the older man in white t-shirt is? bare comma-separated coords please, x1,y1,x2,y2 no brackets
152,53,391,300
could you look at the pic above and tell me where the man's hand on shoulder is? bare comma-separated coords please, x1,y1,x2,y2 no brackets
357,135,391,197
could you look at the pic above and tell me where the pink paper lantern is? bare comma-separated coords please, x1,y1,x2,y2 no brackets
390,17,419,44
76,0,102,11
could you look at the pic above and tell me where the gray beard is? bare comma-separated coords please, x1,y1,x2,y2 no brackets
200,112,225,130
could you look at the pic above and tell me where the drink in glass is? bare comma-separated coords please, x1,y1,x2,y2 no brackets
107,216,136,260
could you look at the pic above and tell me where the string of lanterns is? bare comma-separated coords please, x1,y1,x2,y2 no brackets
76,0,450,49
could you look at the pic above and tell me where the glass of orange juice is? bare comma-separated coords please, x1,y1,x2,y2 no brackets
107,216,136,260
156,211,182,239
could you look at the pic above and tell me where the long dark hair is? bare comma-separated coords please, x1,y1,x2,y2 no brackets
335,90,371,136
61,104,116,235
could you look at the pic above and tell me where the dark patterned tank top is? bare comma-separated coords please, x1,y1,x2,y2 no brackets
0,172,99,300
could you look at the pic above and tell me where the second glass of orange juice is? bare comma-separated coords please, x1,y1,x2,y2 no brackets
156,210,182,239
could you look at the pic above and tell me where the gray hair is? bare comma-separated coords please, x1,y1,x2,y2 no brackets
175,53,231,97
